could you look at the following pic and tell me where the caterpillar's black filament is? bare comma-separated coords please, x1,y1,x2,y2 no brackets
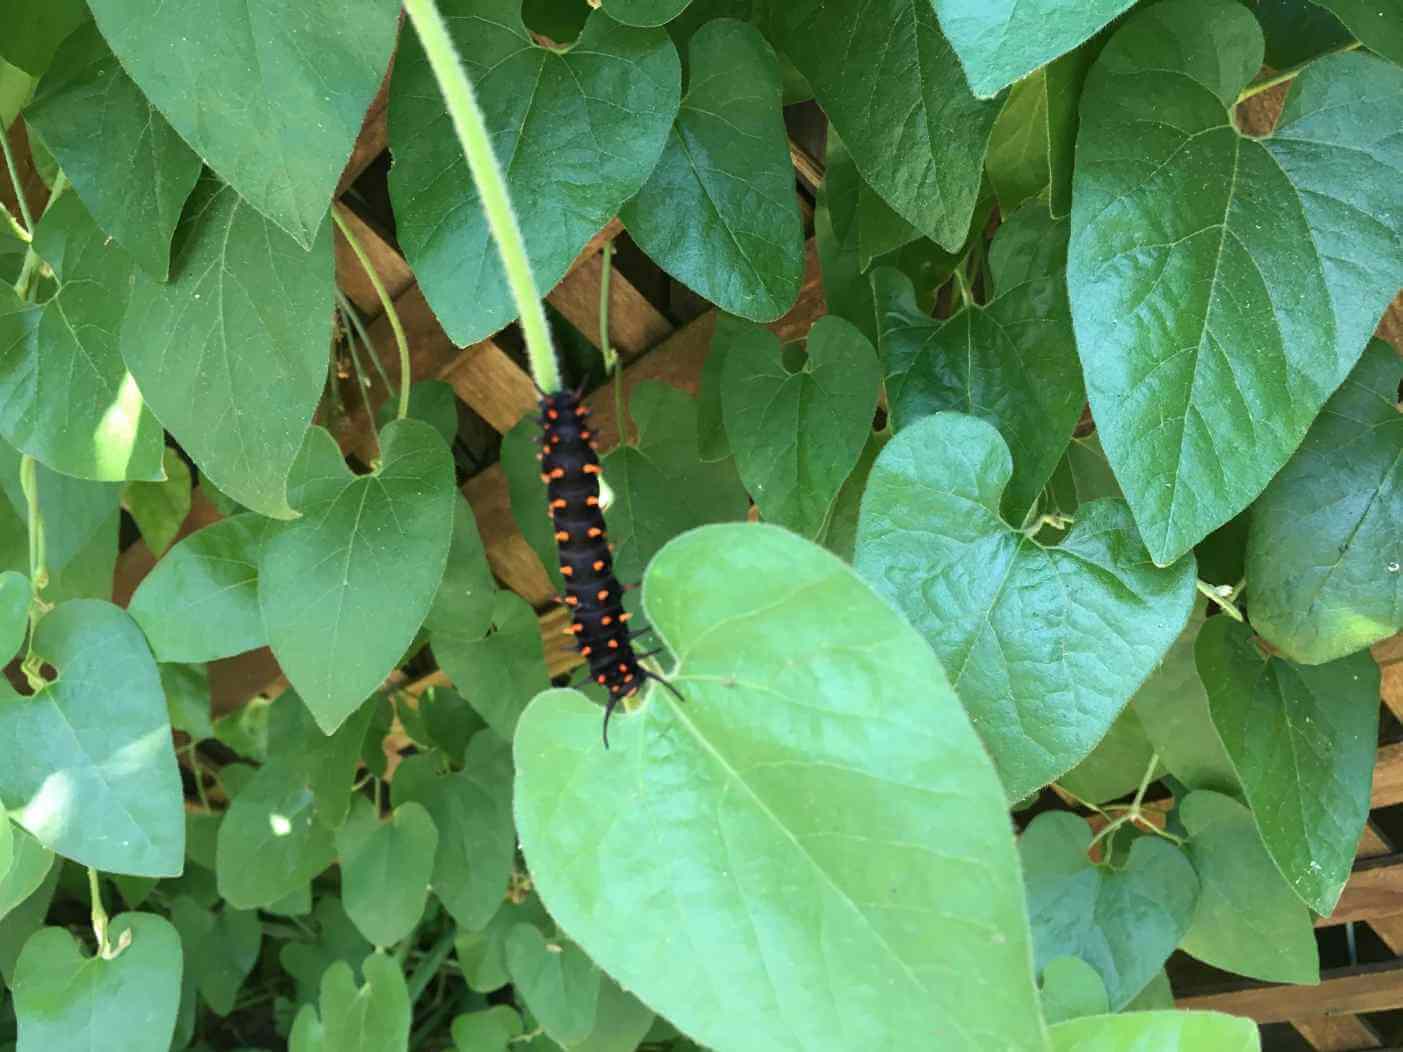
540,389,672,745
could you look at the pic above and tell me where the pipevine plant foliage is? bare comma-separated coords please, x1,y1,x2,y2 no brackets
0,0,1400,1049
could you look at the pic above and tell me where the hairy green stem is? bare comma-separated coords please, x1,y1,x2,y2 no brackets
0,124,35,236
400,0,559,394
337,301,384,460
14,170,67,301
336,288,395,397
331,207,411,419
600,241,627,437
1236,40,1362,103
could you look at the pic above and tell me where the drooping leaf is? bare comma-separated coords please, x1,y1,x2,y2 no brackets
14,913,182,1052
1311,0,1403,65
1246,340,1403,665
128,514,268,663
758,0,1000,250
1197,615,1379,914
854,414,1197,798
336,798,439,949
121,175,335,518
506,926,601,1046
424,496,498,643
515,523,1048,1052
601,381,749,581
1039,957,1109,1026
433,591,549,742
85,0,400,245
0,0,89,75
876,202,1083,521
389,2,681,346
24,23,202,278
721,315,880,538
933,0,1133,98
260,420,455,734
1049,1012,1260,1051
1178,790,1319,984
621,19,803,320
168,896,262,1017
0,600,184,876
123,448,191,556
1068,1,1403,565
0,826,53,923
0,193,164,481
1021,812,1198,1010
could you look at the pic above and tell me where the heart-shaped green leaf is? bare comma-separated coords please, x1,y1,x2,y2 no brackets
1246,340,1403,665
0,193,164,482
129,514,268,664
121,176,334,518
506,925,601,1046
1068,0,1403,565
758,0,1000,250
854,413,1197,798
24,23,201,278
516,523,1048,1052
621,19,803,320
336,798,438,949
1021,812,1198,1010
0,825,53,923
1312,0,1403,66
267,691,379,830
389,1,680,346
1178,791,1318,984
85,0,400,246
1040,957,1109,1026
1049,1012,1260,1051
392,733,515,932
168,896,262,1016
260,419,455,733
298,952,412,1052
453,1005,525,1052
721,315,880,538
13,913,182,1052
0,600,184,875
933,0,1133,98
278,896,372,1004
454,894,550,993
1197,616,1379,914
876,202,1083,520
434,591,549,743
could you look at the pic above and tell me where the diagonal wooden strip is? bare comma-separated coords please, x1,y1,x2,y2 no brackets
1176,961,1403,1022
1360,823,1395,860
1293,1015,1384,1051
548,249,673,356
1319,856,1403,926
1373,743,1403,808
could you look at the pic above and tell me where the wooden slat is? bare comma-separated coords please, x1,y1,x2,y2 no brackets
1319,856,1403,926
438,341,539,433
1384,661,1403,723
1376,635,1403,667
1293,1014,1384,1051
334,205,414,319
547,249,673,356
1370,915,1403,957
1360,823,1395,860
1177,961,1403,1022
1373,742,1403,808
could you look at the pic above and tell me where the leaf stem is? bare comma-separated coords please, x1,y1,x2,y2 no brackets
1196,578,1245,622
338,301,384,461
88,867,118,958
19,454,48,691
600,241,627,439
951,265,973,310
331,207,411,420
1236,41,1363,103
336,288,395,398
13,170,66,302
0,125,35,237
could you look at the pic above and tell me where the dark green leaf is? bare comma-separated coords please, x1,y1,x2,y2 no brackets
1021,812,1198,1010
168,896,262,1017
1198,615,1379,914
376,380,460,450
1049,1012,1260,1051
24,23,201,278
854,414,1197,798
1246,340,1403,664
1039,957,1109,1026
454,894,551,993
0,0,89,75
266,690,378,830
1123,971,1175,1013
1178,790,1318,984
0,861,59,986
506,926,601,1046
389,3,680,346
1257,0,1352,67
602,0,691,26
0,600,184,876
0,569,28,665
1312,0,1403,65
570,974,656,1052
124,448,191,556
1057,708,1157,806
1068,2,1403,565
336,799,438,949
86,0,400,245
721,316,880,538
515,523,1047,1052
816,429,886,563
122,176,335,518
279,897,372,1005
424,497,498,644
452,1006,524,1052
434,591,549,742
160,663,214,742
0,826,53,923
622,19,803,320
260,420,455,734
307,952,412,1052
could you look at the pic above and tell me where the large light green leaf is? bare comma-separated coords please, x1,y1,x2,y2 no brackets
621,19,802,320
759,0,1000,250
0,0,89,76
389,1,680,346
601,381,749,581
515,523,1049,1052
24,23,201,278
853,414,1197,798
392,734,515,932
1312,0,1403,65
336,798,438,949
434,590,549,743
1246,340,1403,665
933,0,1133,98
721,315,880,538
168,896,262,1017
128,514,268,663
506,926,601,1046
0,600,184,876
1178,791,1318,984
13,913,182,1052
1049,1012,1260,1051
0,826,53,923
1197,616,1379,915
85,0,399,246
876,203,1083,521
0,193,164,481
1068,0,1403,566
121,176,334,518
1021,812,1198,1010
260,420,455,734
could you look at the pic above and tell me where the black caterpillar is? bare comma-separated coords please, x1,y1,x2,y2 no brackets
539,389,679,745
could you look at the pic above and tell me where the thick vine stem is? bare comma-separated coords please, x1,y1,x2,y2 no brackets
331,207,412,420
400,0,560,395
